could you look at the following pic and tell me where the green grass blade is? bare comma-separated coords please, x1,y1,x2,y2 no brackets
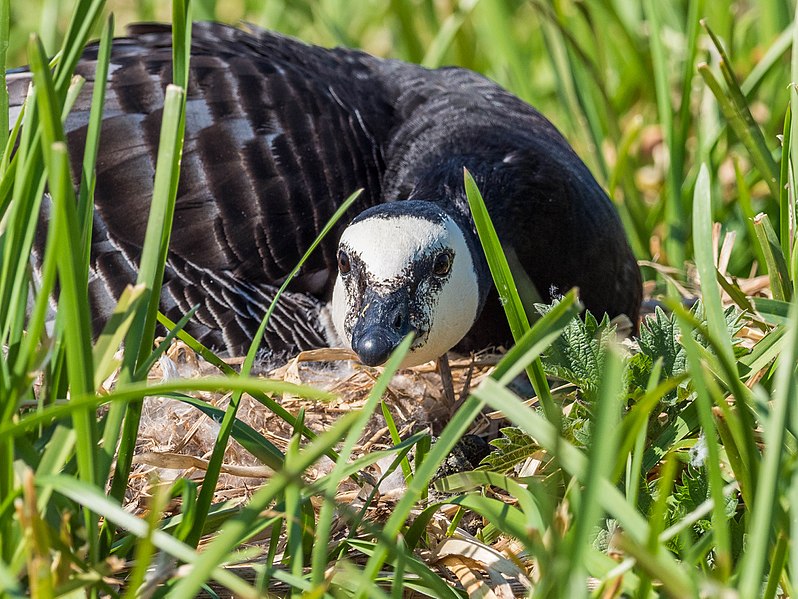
30,27,99,560
241,189,360,378
673,308,732,579
128,84,187,363
700,21,795,155
388,0,425,63
431,471,547,533
734,157,769,274
464,171,529,339
156,311,237,375
0,66,84,358
463,169,558,420
0,101,41,344
420,0,478,69
539,17,592,152
737,295,798,595
2,377,335,439
340,539,459,598
52,0,104,97
673,0,704,192
564,347,625,596
491,288,581,386
357,393,488,596
76,14,113,268
173,395,285,470
633,451,677,599
739,321,786,377
32,425,76,511
28,33,64,150
309,335,413,585
413,492,532,543
284,410,305,593
643,0,684,266
12,194,57,389
698,62,780,200
703,21,780,193
47,142,99,558
763,532,789,599
540,3,611,179
753,212,791,301
380,399,413,481
39,474,257,597
134,305,199,378
107,83,187,514
475,0,534,102
185,190,360,548
791,7,798,295
120,481,170,599
304,435,424,499
101,2,193,502
617,375,687,475
693,166,736,366
666,304,757,503
171,0,192,91
780,104,792,261
744,22,794,96
92,284,145,389
791,461,798,599
0,0,8,154
170,410,363,597
472,378,695,595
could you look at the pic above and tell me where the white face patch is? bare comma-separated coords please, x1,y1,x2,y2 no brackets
339,215,445,282
331,211,481,367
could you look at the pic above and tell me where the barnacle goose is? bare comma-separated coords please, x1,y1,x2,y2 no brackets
9,22,642,368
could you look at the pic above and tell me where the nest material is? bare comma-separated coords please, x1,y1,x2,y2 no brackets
129,343,500,511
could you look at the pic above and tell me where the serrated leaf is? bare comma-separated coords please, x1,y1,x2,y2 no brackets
638,307,687,378
568,417,592,448
636,304,744,405
594,518,621,551
672,464,738,523
479,427,539,473
673,465,710,517
537,303,615,400
690,301,745,348
627,351,655,390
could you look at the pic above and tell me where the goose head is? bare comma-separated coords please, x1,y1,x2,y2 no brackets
331,201,487,367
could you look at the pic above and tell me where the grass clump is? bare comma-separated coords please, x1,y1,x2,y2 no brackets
5,0,798,598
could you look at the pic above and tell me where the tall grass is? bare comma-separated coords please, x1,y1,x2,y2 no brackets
4,0,798,597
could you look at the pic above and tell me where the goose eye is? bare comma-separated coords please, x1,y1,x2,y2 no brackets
432,252,452,277
337,250,351,274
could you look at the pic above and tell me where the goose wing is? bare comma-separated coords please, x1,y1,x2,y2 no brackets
11,23,401,356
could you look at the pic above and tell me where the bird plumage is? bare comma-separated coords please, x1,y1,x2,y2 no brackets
10,22,641,366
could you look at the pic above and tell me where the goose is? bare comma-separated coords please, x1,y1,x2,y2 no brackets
9,22,642,368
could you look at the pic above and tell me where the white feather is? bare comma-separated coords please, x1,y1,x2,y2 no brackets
339,215,443,280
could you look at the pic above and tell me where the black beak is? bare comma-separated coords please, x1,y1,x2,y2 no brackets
351,288,414,366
